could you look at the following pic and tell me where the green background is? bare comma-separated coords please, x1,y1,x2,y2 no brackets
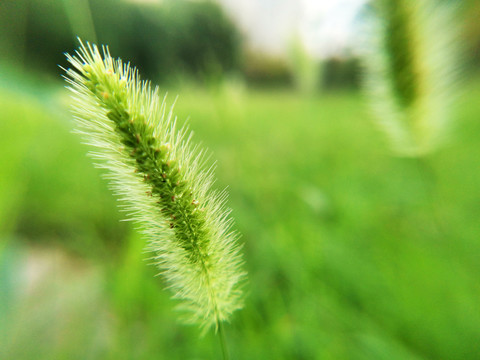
1,0,480,359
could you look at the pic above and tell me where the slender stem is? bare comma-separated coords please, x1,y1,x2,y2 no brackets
217,321,230,360
414,156,445,236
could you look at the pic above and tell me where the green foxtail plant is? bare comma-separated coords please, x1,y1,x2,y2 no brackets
362,0,461,156
63,40,245,334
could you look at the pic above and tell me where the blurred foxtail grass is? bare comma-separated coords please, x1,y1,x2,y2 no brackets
362,0,462,157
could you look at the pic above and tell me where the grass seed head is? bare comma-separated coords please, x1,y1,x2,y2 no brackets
63,39,246,332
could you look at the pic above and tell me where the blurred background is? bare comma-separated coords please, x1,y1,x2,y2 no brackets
1,0,480,359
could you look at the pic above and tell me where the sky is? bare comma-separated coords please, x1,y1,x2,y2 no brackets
218,0,368,59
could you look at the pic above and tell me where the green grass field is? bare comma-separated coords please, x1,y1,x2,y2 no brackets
1,74,480,359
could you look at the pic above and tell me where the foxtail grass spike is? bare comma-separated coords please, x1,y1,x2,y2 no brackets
362,0,461,156
63,39,245,332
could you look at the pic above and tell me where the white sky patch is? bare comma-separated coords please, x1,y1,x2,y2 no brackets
299,0,368,58
219,0,368,58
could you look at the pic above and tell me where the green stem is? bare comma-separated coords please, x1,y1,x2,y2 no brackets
217,321,230,360
414,157,445,236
